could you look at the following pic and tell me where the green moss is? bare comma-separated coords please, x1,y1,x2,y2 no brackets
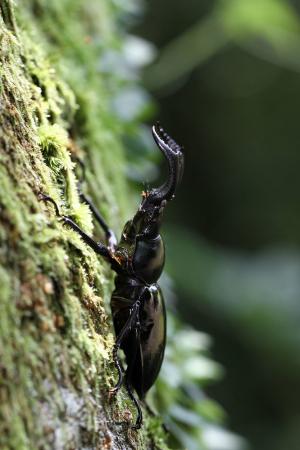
0,0,167,448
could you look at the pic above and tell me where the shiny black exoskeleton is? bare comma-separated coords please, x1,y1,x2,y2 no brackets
41,123,184,429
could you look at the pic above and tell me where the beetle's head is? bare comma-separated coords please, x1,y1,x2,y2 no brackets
120,124,184,244
134,123,184,237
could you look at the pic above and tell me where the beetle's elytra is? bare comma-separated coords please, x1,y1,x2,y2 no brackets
41,123,184,429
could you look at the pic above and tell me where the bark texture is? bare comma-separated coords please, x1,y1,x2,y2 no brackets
0,1,166,448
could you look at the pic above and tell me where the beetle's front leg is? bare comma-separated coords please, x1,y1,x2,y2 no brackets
40,194,113,263
75,159,117,250
79,191,117,251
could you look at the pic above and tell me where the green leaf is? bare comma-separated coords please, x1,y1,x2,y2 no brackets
219,0,300,39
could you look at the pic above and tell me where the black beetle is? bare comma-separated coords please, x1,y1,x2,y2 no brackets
41,123,184,428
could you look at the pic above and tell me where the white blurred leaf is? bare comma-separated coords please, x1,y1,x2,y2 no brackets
184,356,223,381
203,425,248,450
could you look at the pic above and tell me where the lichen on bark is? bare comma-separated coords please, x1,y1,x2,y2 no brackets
0,1,167,449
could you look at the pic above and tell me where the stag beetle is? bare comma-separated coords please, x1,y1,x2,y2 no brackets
41,123,184,429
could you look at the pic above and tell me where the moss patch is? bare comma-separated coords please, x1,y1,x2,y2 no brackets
0,1,166,449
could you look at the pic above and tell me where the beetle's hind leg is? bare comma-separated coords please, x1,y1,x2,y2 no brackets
109,300,144,429
125,378,143,430
75,159,117,250
109,344,125,396
124,326,143,429
109,299,142,396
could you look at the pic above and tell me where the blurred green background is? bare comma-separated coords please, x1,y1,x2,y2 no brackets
131,1,300,449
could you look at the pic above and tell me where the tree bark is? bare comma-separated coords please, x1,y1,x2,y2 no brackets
0,1,165,448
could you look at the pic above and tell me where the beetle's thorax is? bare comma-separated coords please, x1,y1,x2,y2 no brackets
114,200,166,285
132,233,165,284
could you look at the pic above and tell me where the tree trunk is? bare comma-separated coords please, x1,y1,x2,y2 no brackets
0,1,165,448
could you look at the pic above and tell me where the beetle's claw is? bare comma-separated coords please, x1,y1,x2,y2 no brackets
108,387,119,399
38,192,48,203
39,193,61,217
